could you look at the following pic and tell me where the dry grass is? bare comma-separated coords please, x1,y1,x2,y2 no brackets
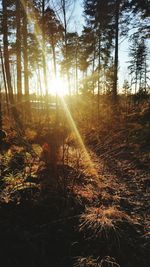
72,184,99,203
74,256,99,267
74,256,120,267
80,206,133,242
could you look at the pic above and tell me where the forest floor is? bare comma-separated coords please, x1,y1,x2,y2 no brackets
0,137,149,267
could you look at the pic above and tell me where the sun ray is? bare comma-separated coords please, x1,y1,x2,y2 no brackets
20,0,44,51
20,0,98,178
60,96,99,178
20,0,51,93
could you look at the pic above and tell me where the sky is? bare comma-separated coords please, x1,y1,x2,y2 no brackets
72,0,85,33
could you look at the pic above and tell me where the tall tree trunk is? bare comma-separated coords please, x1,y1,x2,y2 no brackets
0,45,9,113
97,31,101,119
23,0,29,96
22,0,30,116
2,0,22,129
52,39,57,78
0,85,4,152
135,67,138,94
75,37,78,95
16,0,22,102
37,63,42,97
52,38,59,125
144,59,147,92
62,0,71,95
92,43,96,96
12,64,17,98
2,0,14,105
91,42,96,124
0,84,2,136
113,0,120,103
42,0,48,97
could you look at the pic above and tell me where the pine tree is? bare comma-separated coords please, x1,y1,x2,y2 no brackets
2,0,14,105
41,0,48,97
44,7,64,78
22,0,29,100
128,37,148,93
16,0,22,102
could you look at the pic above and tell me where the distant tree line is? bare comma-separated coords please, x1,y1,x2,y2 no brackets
0,0,149,126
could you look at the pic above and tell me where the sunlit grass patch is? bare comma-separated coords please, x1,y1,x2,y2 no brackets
100,191,120,206
72,184,99,204
80,206,133,243
74,256,99,267
74,256,120,267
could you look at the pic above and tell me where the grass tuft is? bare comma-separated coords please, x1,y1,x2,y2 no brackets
80,206,133,243
74,256,120,267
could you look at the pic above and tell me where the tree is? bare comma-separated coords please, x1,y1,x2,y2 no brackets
1,0,23,129
28,33,42,73
0,84,2,145
112,0,120,103
0,45,9,112
2,0,14,105
84,0,115,103
44,7,64,78
84,0,133,104
41,0,48,97
51,0,76,95
78,27,94,77
22,0,30,105
16,0,22,102
128,37,148,93
61,31,79,94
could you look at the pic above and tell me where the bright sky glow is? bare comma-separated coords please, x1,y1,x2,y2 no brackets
49,77,69,96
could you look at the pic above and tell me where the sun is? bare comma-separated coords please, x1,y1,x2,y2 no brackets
50,77,69,96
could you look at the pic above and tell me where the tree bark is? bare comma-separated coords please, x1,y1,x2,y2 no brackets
16,0,22,102
97,31,101,119
75,36,78,95
0,45,9,113
0,84,2,135
62,0,71,95
2,0,14,105
2,0,23,129
113,0,120,103
52,38,57,78
23,0,29,96
42,0,48,97
22,0,30,116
